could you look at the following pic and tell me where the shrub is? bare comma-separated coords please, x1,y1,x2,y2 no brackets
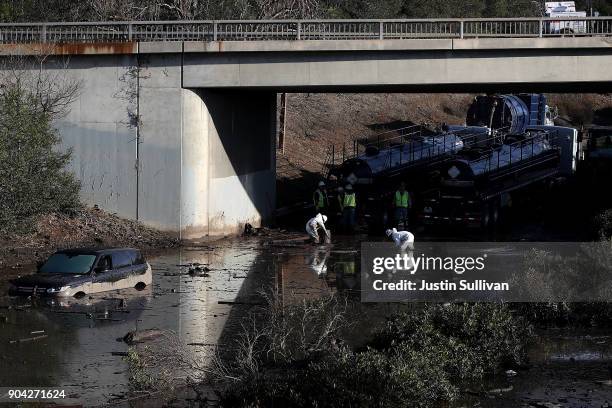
223,343,458,408
0,83,81,234
219,300,531,408
372,304,531,383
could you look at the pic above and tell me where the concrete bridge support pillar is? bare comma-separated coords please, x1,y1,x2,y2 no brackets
180,89,276,239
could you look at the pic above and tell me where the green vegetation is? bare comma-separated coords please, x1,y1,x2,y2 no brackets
0,67,81,234
218,298,531,408
125,347,157,391
0,0,610,22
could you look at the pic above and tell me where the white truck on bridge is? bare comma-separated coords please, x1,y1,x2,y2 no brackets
545,1,587,34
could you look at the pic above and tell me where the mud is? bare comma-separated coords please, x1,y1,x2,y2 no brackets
0,207,179,269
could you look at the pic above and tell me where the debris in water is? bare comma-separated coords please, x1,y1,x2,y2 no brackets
487,385,513,394
218,300,264,306
122,329,165,345
265,236,311,247
188,264,210,277
9,334,48,344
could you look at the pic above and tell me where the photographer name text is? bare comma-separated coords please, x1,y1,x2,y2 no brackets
372,279,509,292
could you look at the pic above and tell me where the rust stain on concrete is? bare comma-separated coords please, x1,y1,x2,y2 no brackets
0,42,137,56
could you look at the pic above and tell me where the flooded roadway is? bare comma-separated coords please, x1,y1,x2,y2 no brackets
0,236,611,407
0,237,361,406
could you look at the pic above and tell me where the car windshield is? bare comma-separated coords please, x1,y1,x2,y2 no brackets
39,253,96,274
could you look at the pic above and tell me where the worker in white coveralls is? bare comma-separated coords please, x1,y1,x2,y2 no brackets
386,228,415,251
306,213,331,244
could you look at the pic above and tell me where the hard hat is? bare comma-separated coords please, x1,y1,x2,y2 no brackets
345,184,353,191
322,215,328,223
386,229,393,237
318,181,326,187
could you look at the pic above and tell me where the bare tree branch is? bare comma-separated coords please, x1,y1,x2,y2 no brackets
0,55,81,120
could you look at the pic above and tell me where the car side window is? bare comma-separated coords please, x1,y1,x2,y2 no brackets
134,251,145,265
112,251,133,269
128,251,138,266
97,256,112,272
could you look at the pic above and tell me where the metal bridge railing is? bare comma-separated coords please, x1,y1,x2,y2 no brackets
0,17,611,44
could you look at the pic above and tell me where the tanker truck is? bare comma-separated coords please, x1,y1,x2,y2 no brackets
420,126,578,229
327,94,568,231
544,2,588,35
327,126,491,229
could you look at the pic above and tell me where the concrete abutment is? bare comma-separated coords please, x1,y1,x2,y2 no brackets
180,89,276,239
9,54,277,239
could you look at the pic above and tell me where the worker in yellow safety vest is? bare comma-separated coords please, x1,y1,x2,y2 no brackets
342,184,357,232
313,181,329,214
393,182,411,228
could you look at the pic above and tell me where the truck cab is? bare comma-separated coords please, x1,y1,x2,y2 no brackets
544,1,587,34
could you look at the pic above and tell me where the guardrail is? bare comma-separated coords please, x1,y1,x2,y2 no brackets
0,18,611,44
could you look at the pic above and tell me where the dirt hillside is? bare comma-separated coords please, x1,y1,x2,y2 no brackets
0,207,179,268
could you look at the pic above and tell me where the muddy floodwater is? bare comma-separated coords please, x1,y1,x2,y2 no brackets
0,237,611,407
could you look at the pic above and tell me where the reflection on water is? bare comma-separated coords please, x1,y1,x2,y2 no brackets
275,244,359,305
0,238,610,407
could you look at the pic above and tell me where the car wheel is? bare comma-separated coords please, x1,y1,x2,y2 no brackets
73,291,86,299
135,282,147,291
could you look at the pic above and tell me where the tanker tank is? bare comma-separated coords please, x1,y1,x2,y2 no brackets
441,131,554,182
335,132,465,183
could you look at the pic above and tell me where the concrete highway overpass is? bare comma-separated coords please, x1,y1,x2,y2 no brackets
1,19,611,238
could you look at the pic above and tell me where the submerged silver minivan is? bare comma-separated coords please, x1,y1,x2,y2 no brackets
8,248,152,297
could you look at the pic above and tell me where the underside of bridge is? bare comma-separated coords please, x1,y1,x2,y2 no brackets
4,37,611,237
